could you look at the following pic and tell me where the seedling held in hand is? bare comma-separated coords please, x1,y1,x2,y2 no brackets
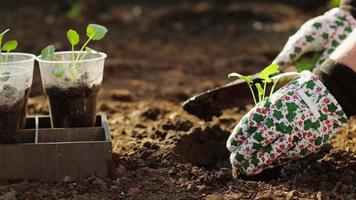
41,24,108,80
228,64,300,105
228,63,280,105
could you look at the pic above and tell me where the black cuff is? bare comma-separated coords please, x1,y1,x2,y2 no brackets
313,59,356,118
341,0,356,18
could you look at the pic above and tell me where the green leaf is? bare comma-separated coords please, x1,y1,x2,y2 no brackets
228,72,253,84
52,65,65,78
41,45,56,61
1,40,18,52
259,63,280,83
86,24,108,40
0,72,10,82
85,47,98,54
67,29,80,46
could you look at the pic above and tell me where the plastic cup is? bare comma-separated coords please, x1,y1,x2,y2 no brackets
0,65,31,143
37,51,106,128
0,53,36,128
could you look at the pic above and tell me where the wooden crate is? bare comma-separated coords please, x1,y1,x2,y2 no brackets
0,114,112,182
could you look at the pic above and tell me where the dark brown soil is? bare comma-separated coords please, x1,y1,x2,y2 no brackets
45,85,100,128
0,97,25,143
0,1,355,199
19,88,31,129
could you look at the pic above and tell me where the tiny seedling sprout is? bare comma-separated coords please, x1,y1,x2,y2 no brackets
228,64,300,105
228,63,280,105
41,24,108,80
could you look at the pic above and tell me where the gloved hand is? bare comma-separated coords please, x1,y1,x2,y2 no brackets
273,6,356,71
226,71,349,176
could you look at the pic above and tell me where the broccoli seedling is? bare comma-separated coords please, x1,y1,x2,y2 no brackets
228,64,300,105
0,29,18,63
40,24,108,80
228,63,280,105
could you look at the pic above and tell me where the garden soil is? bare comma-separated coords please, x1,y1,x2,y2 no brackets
45,84,99,128
0,1,355,199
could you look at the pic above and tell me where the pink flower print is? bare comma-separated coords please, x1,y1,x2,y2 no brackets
316,87,322,92
285,96,290,101
324,98,330,104
323,107,328,113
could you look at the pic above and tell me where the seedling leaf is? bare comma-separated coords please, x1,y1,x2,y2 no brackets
52,65,65,78
0,72,10,82
2,40,18,52
85,47,98,54
228,73,253,84
86,24,108,40
67,29,80,46
41,45,56,61
259,63,280,83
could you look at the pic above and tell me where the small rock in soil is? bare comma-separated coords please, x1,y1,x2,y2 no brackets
141,107,161,120
128,187,141,196
110,89,134,102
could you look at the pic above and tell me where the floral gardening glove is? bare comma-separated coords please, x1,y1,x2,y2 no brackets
226,71,349,176
273,7,356,71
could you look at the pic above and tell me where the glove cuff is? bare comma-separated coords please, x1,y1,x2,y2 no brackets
282,70,349,129
341,0,356,18
314,59,356,118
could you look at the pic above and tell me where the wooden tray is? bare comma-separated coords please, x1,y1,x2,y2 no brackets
0,114,112,182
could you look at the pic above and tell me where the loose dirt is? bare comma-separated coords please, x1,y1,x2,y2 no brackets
0,1,354,199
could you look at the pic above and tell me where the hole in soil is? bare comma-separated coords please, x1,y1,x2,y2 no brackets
173,124,283,182
173,125,230,170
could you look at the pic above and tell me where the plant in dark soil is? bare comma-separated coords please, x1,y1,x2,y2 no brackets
38,24,108,128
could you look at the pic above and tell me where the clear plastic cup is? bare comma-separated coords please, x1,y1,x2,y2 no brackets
36,51,107,128
0,53,36,128
0,65,31,143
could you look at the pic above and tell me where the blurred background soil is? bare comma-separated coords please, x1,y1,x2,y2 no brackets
0,1,355,199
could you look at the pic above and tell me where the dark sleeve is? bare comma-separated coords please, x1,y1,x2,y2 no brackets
341,0,356,18
313,59,356,118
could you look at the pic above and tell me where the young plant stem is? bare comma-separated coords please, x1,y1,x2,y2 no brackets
5,51,9,63
71,45,75,61
269,79,280,97
76,36,93,61
248,83,257,105
262,81,267,101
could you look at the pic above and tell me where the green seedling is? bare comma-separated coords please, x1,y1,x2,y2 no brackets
228,63,280,105
41,24,108,80
0,29,18,63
